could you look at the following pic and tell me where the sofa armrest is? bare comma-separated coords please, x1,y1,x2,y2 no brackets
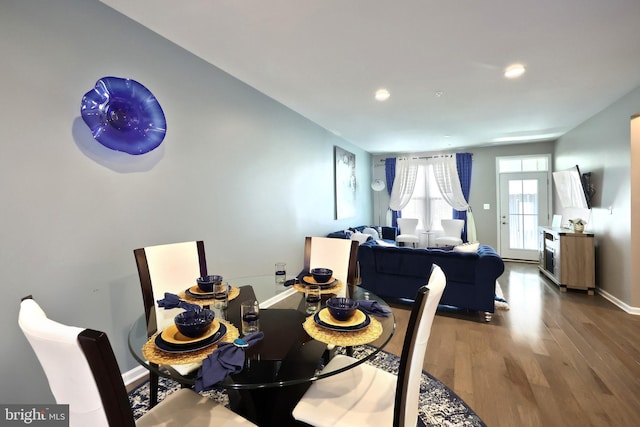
476,245,505,272
474,245,505,290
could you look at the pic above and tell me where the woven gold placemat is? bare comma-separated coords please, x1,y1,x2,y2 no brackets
142,319,239,365
178,286,241,305
302,315,382,346
293,280,344,295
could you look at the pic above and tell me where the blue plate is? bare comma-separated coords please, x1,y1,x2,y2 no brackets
185,286,214,300
301,276,338,289
155,323,227,353
313,311,370,332
80,76,166,155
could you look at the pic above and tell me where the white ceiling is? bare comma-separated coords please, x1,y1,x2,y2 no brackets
102,0,640,154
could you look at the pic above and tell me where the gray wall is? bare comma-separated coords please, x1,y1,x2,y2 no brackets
0,0,372,403
554,85,640,308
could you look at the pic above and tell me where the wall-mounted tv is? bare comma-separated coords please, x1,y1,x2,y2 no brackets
552,165,593,209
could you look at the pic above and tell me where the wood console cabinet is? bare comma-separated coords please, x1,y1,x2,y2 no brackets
538,227,595,294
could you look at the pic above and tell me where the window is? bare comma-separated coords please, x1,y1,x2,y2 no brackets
498,156,548,173
402,164,452,231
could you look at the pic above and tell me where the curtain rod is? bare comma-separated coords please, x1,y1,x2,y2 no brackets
378,153,472,162
378,155,435,162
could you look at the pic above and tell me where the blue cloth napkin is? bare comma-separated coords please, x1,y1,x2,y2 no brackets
284,269,310,286
156,292,201,312
357,300,392,317
195,332,264,391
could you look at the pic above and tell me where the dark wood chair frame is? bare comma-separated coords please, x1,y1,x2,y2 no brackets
20,295,136,426
133,240,208,331
78,328,138,427
394,282,429,426
132,240,207,408
292,266,435,427
303,237,359,286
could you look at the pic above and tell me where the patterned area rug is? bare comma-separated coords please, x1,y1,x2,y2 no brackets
129,346,486,427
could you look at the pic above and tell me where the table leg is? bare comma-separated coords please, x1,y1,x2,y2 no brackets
230,384,312,426
149,368,159,408
228,339,327,425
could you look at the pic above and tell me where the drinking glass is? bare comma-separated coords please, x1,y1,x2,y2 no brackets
241,300,260,334
305,284,321,315
275,262,286,284
213,281,229,309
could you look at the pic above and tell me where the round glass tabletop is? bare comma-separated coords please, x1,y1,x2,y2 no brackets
127,275,395,390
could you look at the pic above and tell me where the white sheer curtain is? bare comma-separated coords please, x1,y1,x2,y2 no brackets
389,157,420,211
466,210,477,243
429,155,467,210
429,155,478,242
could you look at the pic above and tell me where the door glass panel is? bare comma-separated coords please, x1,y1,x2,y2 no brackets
508,179,539,250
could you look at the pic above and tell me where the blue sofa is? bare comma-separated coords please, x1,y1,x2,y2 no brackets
357,240,505,321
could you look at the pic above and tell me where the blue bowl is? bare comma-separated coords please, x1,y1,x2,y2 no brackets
326,297,359,321
311,268,333,283
196,275,223,293
174,309,215,338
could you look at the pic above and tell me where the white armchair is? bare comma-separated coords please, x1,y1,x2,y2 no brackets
434,219,464,247
396,218,419,248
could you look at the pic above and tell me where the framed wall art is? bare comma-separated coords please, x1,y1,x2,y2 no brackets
334,146,357,219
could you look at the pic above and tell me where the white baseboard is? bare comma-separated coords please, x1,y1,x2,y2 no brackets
597,288,640,315
123,365,149,387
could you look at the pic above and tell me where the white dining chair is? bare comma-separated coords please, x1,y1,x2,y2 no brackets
134,240,208,332
434,219,464,247
292,264,447,427
133,240,208,407
303,237,359,292
396,218,420,247
18,296,257,427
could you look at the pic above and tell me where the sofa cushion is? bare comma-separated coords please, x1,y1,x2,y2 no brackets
361,227,380,240
327,231,348,239
453,242,480,253
326,226,395,243
424,250,478,283
372,246,433,278
350,232,371,245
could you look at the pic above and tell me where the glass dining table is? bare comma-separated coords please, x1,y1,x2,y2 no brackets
128,275,396,426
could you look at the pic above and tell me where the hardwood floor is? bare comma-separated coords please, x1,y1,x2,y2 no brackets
385,261,640,427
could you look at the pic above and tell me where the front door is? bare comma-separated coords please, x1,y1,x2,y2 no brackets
499,172,549,260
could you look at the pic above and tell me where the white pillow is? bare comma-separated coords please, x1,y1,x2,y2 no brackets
453,242,480,253
361,227,380,240
350,232,370,245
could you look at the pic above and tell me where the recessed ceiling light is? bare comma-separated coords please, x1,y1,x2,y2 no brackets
375,88,390,101
504,64,526,79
